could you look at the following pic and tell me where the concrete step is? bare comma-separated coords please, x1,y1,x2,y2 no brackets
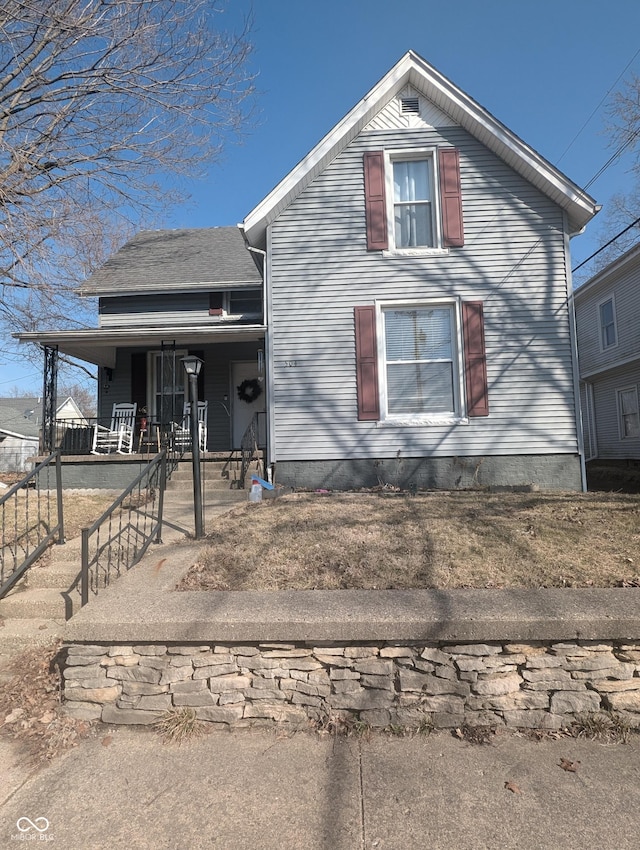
0,617,65,652
25,563,81,590
0,586,78,621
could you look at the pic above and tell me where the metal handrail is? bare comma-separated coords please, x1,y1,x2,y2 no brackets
80,450,167,606
0,450,64,600
240,413,263,487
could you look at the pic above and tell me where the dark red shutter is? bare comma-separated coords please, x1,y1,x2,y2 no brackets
438,148,464,248
363,151,388,251
354,306,380,420
462,301,489,417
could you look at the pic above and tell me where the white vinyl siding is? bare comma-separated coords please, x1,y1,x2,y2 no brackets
618,386,640,439
268,126,578,462
575,262,640,378
584,364,640,460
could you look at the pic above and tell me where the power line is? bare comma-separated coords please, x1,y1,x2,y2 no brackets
572,214,640,273
556,47,640,167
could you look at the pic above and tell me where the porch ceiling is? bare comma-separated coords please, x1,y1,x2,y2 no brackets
15,325,267,368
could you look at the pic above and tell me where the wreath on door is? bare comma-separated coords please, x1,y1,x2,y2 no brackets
237,378,262,404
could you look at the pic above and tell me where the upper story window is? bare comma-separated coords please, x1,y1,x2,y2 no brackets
209,289,262,320
392,157,435,249
598,296,617,350
363,148,464,254
229,289,262,316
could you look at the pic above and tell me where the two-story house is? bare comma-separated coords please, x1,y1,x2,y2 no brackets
575,243,640,462
19,50,599,490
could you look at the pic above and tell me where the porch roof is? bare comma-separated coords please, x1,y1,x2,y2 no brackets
16,324,267,368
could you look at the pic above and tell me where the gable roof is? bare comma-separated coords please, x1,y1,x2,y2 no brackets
80,227,262,297
242,50,599,248
0,397,44,439
0,396,85,439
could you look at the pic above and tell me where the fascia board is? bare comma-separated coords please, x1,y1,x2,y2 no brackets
0,428,36,440
243,55,414,244
15,325,267,369
405,52,597,231
243,50,598,245
79,279,261,298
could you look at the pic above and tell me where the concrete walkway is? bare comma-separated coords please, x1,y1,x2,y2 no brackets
2,725,640,849
0,470,247,656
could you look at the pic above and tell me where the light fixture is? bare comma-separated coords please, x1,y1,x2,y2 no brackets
181,355,203,377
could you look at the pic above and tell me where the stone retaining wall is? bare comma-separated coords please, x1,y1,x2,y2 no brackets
63,639,640,730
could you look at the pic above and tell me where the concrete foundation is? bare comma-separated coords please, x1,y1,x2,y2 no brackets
274,454,583,492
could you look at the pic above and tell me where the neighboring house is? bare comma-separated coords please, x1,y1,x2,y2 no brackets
0,397,87,472
18,50,599,490
574,243,640,462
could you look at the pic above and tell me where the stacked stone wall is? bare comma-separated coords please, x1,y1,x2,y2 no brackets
62,640,640,730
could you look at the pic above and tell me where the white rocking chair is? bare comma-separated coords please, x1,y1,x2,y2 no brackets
91,403,137,455
174,401,208,452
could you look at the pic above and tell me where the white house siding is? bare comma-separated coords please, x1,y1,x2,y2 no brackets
585,364,640,460
574,248,640,461
575,255,640,378
268,126,578,466
0,434,39,472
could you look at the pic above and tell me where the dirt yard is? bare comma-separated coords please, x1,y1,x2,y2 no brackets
179,489,640,592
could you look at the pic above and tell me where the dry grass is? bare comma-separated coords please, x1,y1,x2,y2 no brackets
1,488,117,548
179,490,640,591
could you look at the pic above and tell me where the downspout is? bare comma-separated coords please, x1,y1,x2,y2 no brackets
566,215,590,492
237,224,274,481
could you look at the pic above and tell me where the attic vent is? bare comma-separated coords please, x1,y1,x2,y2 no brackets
401,97,420,114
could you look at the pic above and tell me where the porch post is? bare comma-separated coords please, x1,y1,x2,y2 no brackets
42,345,58,454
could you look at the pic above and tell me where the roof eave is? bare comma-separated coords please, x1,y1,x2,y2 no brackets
242,50,598,246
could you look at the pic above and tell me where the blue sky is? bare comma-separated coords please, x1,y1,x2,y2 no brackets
4,0,640,392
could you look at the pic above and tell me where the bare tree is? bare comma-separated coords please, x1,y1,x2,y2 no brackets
578,73,640,281
0,0,254,357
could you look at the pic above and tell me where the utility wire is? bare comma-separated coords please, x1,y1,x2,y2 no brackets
556,47,640,167
572,214,640,273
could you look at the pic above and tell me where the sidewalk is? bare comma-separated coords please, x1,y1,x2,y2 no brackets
2,725,640,849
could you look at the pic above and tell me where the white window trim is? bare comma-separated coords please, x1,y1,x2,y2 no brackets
617,385,640,441
376,298,468,427
597,293,618,352
382,149,449,258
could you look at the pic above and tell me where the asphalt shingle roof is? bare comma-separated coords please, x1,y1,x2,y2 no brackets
79,227,262,296
0,397,43,438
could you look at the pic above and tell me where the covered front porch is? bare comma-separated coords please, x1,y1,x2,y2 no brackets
18,324,268,475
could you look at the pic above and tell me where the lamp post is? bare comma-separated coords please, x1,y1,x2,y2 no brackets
181,355,203,539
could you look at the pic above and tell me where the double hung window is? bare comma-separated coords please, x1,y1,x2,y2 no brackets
618,387,640,439
354,301,488,424
599,297,617,349
383,305,456,416
363,148,464,253
392,158,435,249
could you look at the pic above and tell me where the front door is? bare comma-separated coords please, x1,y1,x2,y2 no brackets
231,361,265,449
